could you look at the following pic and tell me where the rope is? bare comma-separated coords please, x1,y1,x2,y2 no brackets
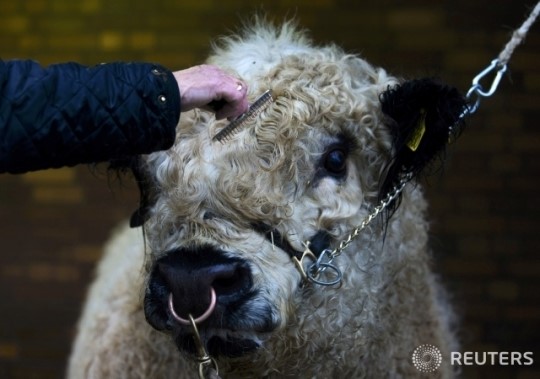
497,1,540,66
462,1,540,116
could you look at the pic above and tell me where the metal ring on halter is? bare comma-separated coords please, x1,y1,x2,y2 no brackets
307,262,343,286
168,287,217,325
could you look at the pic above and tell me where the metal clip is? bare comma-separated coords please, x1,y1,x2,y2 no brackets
471,59,507,97
292,242,318,284
187,314,220,379
466,59,507,114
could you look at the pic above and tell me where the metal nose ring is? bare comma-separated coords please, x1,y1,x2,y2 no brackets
168,287,217,325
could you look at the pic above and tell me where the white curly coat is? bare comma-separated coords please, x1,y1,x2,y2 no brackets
68,21,458,378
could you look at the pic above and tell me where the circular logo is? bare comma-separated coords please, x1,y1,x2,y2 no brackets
412,344,442,373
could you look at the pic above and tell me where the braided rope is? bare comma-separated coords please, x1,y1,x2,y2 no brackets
498,1,540,66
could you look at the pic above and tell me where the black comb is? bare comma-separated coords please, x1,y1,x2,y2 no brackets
212,90,273,143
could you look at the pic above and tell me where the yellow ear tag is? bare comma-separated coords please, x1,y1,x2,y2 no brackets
406,109,426,152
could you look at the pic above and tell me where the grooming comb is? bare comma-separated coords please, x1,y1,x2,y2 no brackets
212,90,273,143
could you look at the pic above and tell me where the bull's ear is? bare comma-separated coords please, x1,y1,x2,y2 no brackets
379,78,467,199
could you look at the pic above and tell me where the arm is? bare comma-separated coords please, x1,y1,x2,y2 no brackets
0,60,181,174
0,61,248,174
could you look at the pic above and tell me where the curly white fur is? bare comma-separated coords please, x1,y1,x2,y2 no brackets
68,19,458,378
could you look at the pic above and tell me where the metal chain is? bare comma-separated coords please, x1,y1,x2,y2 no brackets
329,172,413,260
306,56,512,286
305,172,413,285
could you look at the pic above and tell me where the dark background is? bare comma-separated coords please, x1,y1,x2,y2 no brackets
0,1,539,378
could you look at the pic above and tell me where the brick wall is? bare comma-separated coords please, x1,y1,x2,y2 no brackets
0,1,539,378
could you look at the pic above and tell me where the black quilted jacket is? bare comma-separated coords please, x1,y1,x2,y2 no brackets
0,60,180,174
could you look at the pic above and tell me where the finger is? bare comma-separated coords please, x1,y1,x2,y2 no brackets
215,95,249,120
214,82,249,120
207,99,227,112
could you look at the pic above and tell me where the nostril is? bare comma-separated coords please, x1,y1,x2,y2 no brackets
212,265,250,297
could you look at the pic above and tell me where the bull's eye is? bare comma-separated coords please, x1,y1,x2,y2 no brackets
312,137,352,184
324,148,347,176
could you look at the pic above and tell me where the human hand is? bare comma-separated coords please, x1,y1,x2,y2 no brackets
173,65,248,120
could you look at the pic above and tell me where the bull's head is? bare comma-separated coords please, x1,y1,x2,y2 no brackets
129,21,465,373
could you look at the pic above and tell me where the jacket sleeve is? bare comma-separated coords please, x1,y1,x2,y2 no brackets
0,60,180,174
